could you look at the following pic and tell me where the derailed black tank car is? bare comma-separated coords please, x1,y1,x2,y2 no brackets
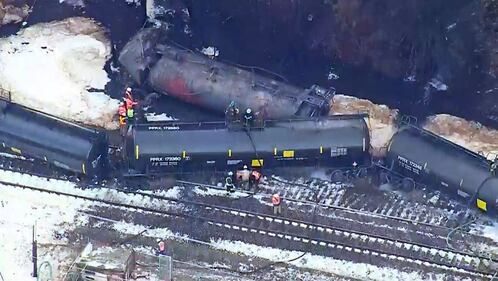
119,28,335,119
127,115,370,175
0,100,108,178
386,125,498,213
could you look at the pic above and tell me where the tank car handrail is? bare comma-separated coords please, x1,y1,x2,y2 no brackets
134,113,370,128
399,122,490,164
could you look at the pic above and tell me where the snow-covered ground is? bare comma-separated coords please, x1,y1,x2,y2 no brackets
0,179,88,280
424,114,498,160
0,169,183,280
211,239,445,281
0,17,120,129
330,94,398,157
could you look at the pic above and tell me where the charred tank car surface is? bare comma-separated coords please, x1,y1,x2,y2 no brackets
127,115,370,175
119,28,335,119
386,125,498,213
0,100,108,178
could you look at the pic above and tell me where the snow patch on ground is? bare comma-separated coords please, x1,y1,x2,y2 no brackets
471,223,498,244
0,17,119,129
424,114,498,160
144,112,177,122
211,239,430,280
0,180,88,280
330,94,398,157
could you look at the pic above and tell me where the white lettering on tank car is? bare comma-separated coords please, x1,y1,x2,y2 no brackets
396,156,423,175
227,159,242,165
207,160,215,164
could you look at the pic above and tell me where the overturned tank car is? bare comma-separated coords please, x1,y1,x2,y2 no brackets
119,28,335,119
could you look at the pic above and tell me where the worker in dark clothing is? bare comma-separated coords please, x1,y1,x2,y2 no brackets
243,108,254,127
491,158,498,176
225,101,240,123
225,171,235,193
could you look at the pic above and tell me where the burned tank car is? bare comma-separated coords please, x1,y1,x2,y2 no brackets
127,115,370,175
386,125,498,213
0,100,108,178
119,28,335,119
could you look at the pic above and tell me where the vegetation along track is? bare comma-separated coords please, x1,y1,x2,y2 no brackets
1,174,497,279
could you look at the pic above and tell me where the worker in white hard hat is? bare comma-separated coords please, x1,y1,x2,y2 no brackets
225,171,235,193
243,108,254,127
236,165,251,190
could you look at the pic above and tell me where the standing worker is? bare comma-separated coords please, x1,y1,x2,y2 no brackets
271,193,282,215
243,108,254,127
249,169,262,191
225,101,240,123
236,165,251,190
491,158,498,176
156,239,167,256
124,87,138,123
225,171,235,194
118,101,127,136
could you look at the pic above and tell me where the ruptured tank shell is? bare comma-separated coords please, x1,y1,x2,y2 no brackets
128,115,370,174
119,28,335,119
386,125,498,212
0,100,108,178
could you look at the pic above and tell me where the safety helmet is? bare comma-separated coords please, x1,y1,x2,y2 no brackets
228,171,233,176
126,87,132,92
243,165,248,169
246,108,252,114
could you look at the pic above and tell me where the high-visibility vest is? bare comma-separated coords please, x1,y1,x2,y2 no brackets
251,170,261,181
119,116,126,125
271,194,281,206
127,108,134,118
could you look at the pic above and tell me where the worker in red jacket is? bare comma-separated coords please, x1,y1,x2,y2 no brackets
272,193,282,215
124,87,138,121
249,169,262,191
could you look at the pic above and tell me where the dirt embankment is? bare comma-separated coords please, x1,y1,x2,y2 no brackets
330,94,398,157
424,114,498,160
0,0,30,26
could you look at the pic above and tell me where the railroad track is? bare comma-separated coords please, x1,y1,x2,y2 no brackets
0,152,478,230
0,155,489,257
175,179,493,255
1,175,496,279
263,175,475,229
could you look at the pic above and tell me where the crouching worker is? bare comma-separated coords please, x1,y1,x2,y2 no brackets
225,171,235,194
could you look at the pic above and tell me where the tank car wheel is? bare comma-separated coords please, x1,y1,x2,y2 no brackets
401,178,415,192
331,170,345,183
379,171,391,184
